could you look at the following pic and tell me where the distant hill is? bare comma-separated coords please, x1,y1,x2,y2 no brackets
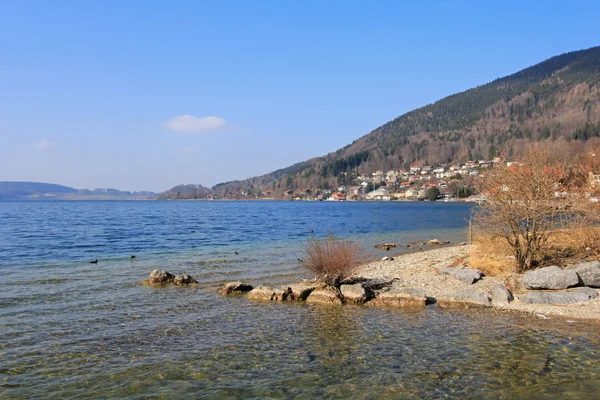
0,181,156,200
188,45,600,199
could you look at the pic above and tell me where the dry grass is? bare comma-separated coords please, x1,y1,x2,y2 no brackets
470,234,517,278
471,227,600,278
304,236,363,287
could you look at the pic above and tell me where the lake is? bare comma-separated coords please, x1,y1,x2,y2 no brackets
1,200,599,399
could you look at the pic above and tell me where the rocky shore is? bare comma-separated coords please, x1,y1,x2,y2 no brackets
216,245,600,322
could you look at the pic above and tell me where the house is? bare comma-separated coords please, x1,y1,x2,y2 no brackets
405,189,417,198
372,171,384,184
349,186,361,195
365,188,390,200
331,192,346,201
410,165,421,173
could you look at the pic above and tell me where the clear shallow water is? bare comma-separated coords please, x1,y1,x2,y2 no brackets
1,201,599,399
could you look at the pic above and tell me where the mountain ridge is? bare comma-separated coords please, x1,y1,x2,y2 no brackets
162,45,600,199
0,181,156,200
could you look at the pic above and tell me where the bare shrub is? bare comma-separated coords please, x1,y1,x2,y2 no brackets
303,236,362,287
473,142,600,273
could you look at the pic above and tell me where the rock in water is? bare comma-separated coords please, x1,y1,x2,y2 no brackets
247,286,291,301
306,288,342,305
520,287,598,305
148,269,175,285
340,284,368,304
574,261,600,288
437,290,491,308
219,281,253,295
522,266,579,290
368,287,427,308
173,274,197,286
439,268,483,284
488,284,513,305
286,283,316,301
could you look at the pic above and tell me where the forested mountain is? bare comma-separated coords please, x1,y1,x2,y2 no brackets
164,46,600,199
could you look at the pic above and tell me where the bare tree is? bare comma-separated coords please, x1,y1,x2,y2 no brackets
473,142,598,272
303,236,362,287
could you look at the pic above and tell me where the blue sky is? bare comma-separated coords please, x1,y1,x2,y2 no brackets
1,0,599,192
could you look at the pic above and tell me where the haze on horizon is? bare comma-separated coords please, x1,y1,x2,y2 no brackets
1,0,599,192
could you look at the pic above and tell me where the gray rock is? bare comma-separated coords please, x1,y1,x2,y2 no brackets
173,274,198,286
428,239,442,245
247,286,291,301
286,283,316,301
488,284,513,305
381,256,394,261
219,281,253,295
148,269,175,285
520,287,598,305
574,261,600,288
368,286,427,308
340,284,368,304
437,290,491,308
440,268,483,284
374,243,396,250
522,266,579,290
306,288,342,305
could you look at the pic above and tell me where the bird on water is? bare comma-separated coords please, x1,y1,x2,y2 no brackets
90,260,98,264
234,251,239,255
130,255,136,259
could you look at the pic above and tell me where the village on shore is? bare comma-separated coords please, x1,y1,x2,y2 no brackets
212,158,503,202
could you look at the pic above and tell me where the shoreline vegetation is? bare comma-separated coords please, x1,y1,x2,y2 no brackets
211,142,600,323
211,244,600,323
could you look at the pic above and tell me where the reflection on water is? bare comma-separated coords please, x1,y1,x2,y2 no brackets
1,201,599,398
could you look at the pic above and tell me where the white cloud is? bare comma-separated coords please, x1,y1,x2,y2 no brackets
35,140,55,151
183,146,198,153
165,115,227,133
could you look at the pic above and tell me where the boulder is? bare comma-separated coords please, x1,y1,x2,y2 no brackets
340,284,368,304
519,287,598,305
306,288,342,305
437,290,491,308
522,266,579,290
574,261,600,288
427,239,449,245
286,283,316,301
148,269,175,285
219,281,253,295
488,284,513,305
439,268,483,284
375,243,396,250
247,286,291,301
173,274,197,286
381,256,394,261
368,287,427,308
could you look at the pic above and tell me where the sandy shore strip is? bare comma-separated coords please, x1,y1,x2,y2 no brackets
357,245,600,322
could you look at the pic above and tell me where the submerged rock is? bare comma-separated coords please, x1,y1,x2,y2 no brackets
488,284,513,305
368,287,427,308
340,284,369,304
519,287,598,305
574,261,600,288
247,286,291,301
219,281,254,295
522,266,579,290
437,290,491,308
375,243,396,250
173,274,198,286
148,269,175,285
306,288,342,305
286,283,316,301
439,268,483,284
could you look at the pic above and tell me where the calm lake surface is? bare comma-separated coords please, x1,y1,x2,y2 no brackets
1,201,599,399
